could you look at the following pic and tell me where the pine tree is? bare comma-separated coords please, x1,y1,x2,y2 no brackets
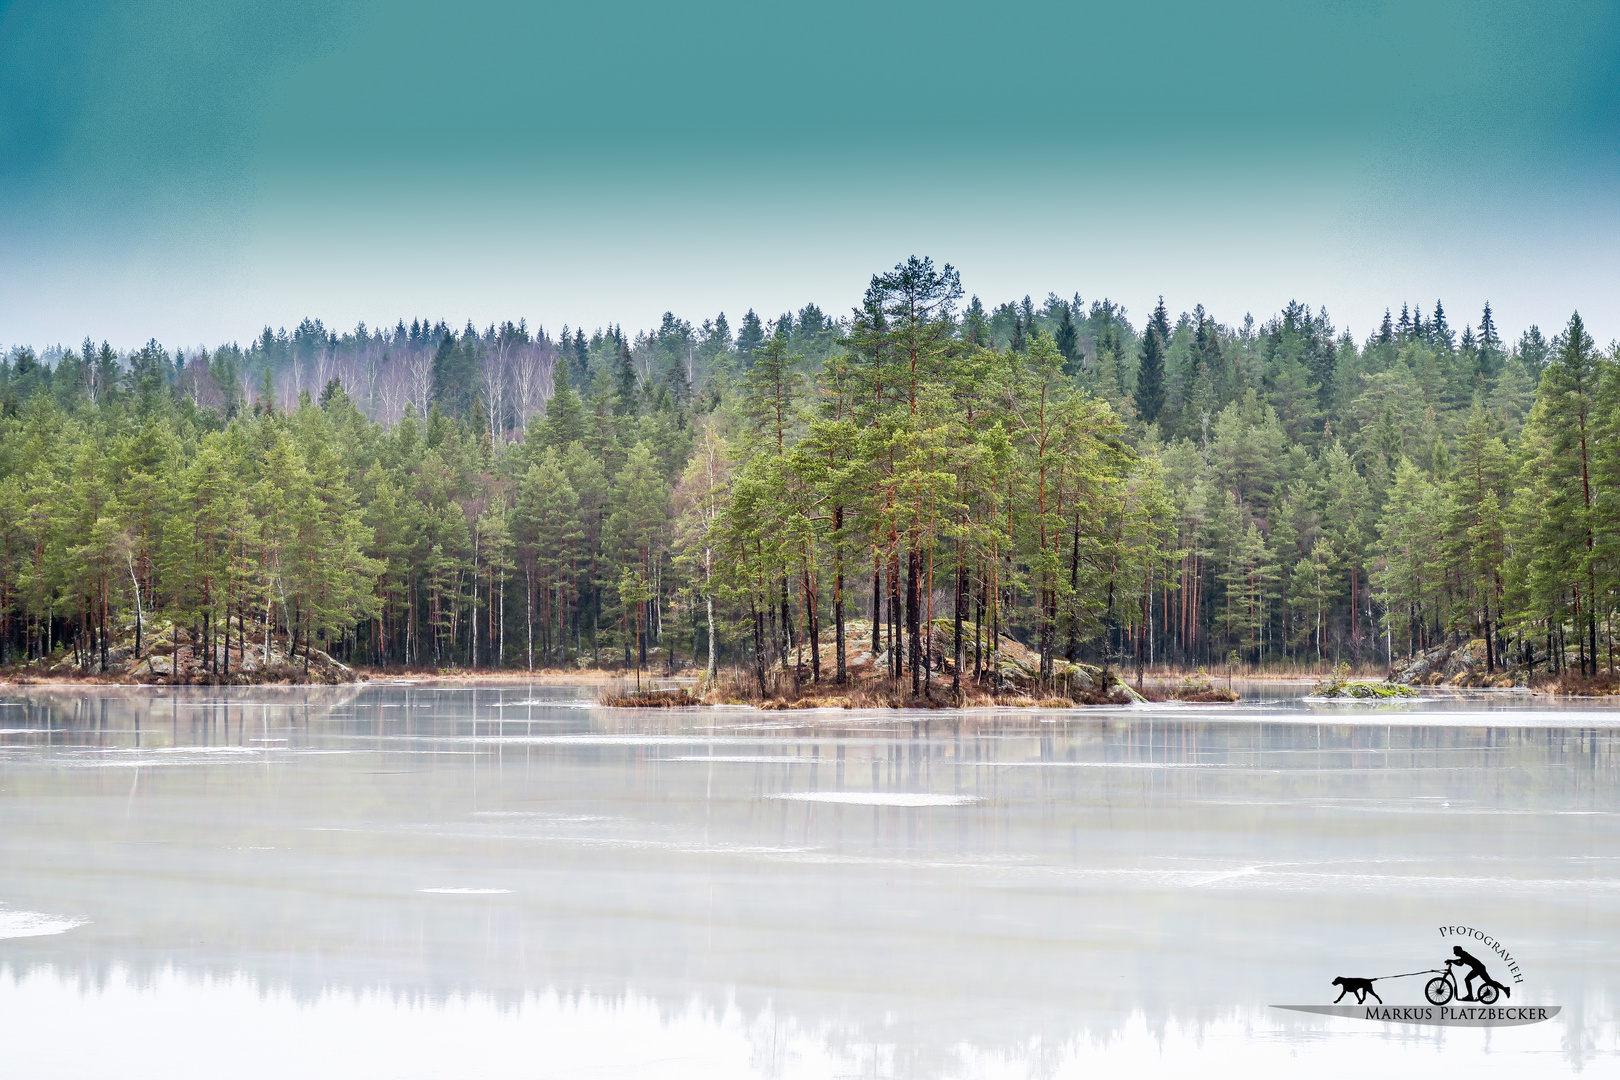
517,451,583,667
607,443,670,672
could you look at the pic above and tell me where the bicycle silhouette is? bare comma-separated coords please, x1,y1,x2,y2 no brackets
1424,962,1502,1005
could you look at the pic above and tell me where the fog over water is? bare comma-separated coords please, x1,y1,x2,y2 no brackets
1,683,1615,1077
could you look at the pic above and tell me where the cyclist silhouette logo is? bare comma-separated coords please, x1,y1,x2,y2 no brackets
1429,946,1512,1005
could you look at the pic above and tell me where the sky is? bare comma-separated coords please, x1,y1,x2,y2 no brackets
2,0,1618,351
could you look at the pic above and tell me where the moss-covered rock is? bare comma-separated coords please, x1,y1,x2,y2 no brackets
1317,680,1417,699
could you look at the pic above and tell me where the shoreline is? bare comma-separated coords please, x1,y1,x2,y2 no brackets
3,667,1615,701
0,667,627,689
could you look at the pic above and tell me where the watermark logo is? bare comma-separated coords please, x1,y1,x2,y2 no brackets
1273,926,1558,1027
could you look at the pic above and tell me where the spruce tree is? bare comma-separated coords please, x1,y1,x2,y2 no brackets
1055,304,1080,375
540,361,587,448
735,309,765,367
1477,302,1503,380
613,337,638,415
1134,298,1169,423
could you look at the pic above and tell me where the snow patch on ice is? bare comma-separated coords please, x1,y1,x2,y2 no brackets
0,909,87,939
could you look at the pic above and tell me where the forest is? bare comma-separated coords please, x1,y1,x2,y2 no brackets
2,256,1617,692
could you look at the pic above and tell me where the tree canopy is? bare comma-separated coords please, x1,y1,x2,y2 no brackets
1,262,1614,687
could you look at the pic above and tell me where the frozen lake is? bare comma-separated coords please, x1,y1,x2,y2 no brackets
2,682,1616,1078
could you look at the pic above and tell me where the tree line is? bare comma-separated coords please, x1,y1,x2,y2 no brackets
2,257,1616,686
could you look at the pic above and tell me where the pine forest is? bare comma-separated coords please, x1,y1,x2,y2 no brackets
3,256,1617,694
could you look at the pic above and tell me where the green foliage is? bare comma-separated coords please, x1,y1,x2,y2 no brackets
1,263,1613,684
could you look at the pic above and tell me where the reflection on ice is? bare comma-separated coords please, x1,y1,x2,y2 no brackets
0,967,1609,1080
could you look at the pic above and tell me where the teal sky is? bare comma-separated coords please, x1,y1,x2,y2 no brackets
3,0,1618,349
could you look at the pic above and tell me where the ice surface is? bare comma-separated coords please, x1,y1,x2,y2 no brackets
0,681,1616,1077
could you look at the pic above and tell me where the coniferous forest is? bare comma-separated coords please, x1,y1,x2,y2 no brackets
3,256,1617,690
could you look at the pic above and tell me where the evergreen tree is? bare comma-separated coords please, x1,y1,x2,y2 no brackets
1135,298,1169,423
736,309,765,367
540,361,587,448
614,336,638,415
1520,313,1602,674
1055,303,1081,375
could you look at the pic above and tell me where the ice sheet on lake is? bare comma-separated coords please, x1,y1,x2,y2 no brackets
767,791,981,806
666,755,830,763
423,734,768,746
984,760,1228,769
3,682,1618,1078
145,746,260,754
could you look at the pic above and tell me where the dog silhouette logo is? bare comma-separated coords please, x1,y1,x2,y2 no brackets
1330,976,1381,1005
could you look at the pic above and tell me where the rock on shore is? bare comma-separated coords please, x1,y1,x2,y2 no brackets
1389,638,1529,688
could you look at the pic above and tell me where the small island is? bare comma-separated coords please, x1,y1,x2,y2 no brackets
1310,664,1418,699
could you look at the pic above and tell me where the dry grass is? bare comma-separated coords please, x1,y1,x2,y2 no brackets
1135,668,1242,703
358,665,621,683
600,687,703,707
1542,671,1620,697
1175,687,1242,702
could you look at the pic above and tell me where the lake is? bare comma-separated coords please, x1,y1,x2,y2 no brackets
1,682,1616,1078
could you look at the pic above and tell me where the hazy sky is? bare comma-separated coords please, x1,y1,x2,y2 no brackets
3,0,1618,350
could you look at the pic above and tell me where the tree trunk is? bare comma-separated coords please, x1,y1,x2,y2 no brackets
706,593,718,683
974,571,984,682
906,548,920,696
804,565,821,683
99,582,110,673
952,551,964,699
833,508,846,685
894,551,906,687
751,600,766,696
